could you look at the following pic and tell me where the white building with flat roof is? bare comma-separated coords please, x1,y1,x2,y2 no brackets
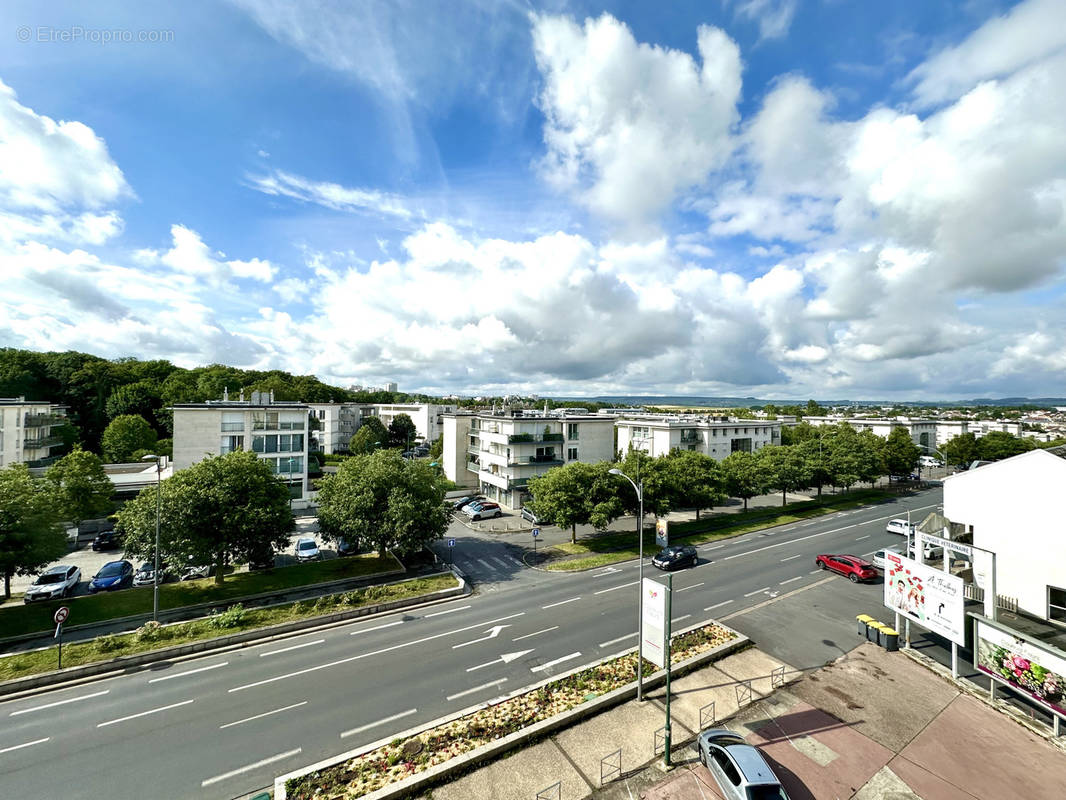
613,414,781,460
374,403,456,445
308,402,375,454
172,391,309,501
0,397,68,468
804,416,937,450
935,418,1024,446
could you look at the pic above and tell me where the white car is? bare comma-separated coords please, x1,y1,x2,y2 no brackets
295,537,321,562
871,548,901,570
24,564,81,602
885,518,916,536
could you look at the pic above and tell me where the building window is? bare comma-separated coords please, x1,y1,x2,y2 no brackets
220,435,244,454
319,410,326,420
731,438,752,453
568,447,578,461
1050,586,1066,625
567,423,579,440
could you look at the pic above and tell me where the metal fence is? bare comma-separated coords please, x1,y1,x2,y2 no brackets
654,726,668,756
735,679,753,707
535,780,561,800
771,665,786,689
600,748,621,785
699,700,716,729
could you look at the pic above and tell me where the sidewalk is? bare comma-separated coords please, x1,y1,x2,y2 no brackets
425,643,1066,800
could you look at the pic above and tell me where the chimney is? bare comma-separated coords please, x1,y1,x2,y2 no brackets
223,387,229,402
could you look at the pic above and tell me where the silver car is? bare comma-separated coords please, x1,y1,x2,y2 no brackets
24,564,81,602
697,728,790,800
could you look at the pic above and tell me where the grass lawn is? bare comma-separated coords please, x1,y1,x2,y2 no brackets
546,489,890,571
0,573,458,683
0,553,402,638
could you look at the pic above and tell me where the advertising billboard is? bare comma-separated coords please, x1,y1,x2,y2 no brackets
883,552,966,645
641,577,668,669
976,620,1066,719
655,518,668,547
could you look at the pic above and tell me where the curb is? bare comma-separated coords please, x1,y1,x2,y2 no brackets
275,619,750,800
0,570,468,699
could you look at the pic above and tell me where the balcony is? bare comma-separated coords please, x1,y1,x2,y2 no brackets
508,432,564,444
680,432,702,444
509,455,563,466
24,413,66,427
23,435,63,449
26,455,61,468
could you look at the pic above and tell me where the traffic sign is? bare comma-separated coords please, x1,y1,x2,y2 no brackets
54,606,70,625
448,538,456,548
532,528,540,538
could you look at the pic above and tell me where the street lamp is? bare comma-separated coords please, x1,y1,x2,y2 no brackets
287,456,297,513
609,466,646,701
141,454,163,622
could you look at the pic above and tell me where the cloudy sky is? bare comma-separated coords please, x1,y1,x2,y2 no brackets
1,0,1064,400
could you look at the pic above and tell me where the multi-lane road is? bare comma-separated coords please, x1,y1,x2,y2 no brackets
0,489,940,799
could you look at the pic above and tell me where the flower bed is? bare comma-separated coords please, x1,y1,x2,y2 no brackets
287,622,737,799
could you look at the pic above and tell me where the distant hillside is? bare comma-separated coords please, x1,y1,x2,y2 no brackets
559,395,1066,408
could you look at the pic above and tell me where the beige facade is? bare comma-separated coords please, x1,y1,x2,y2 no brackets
613,414,781,460
0,397,67,468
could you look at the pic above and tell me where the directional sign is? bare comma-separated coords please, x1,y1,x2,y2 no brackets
532,528,540,538
448,538,456,548
466,649,534,672
54,606,70,625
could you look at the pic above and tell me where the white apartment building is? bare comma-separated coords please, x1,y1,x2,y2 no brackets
0,397,68,468
308,403,375,454
934,419,1024,446
804,416,938,449
613,414,781,460
943,448,1066,622
374,403,456,446
172,391,309,500
442,409,615,508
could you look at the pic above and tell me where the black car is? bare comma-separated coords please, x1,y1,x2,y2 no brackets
91,530,122,551
652,545,698,570
452,495,485,511
336,537,358,557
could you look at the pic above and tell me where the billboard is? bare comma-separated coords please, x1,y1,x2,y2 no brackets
883,552,966,645
641,577,668,669
976,620,1066,718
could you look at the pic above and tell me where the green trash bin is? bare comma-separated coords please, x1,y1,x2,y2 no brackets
879,626,900,651
856,614,873,637
866,621,883,643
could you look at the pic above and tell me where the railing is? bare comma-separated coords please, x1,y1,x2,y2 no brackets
510,455,562,465
23,435,63,449
680,433,702,443
220,422,245,431
24,413,66,427
26,455,61,467
508,432,564,443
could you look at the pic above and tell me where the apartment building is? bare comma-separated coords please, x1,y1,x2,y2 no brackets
172,391,309,500
935,418,1024,446
804,416,938,449
0,397,68,468
442,408,615,508
374,403,456,445
613,414,781,460
308,402,375,454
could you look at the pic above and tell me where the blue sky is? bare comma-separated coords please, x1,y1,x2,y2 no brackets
1,0,1064,399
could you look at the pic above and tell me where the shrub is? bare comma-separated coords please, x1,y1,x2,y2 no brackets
208,603,248,630
96,634,122,653
135,621,164,642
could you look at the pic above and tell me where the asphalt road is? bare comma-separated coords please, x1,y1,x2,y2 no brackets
0,489,942,799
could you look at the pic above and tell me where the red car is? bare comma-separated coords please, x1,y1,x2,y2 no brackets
815,554,877,583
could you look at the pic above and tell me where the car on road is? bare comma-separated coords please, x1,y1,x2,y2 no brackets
520,507,540,525
815,553,878,583
88,560,134,593
295,537,321,562
886,518,916,536
463,501,502,521
652,545,698,570
452,495,485,511
24,564,81,602
133,562,169,587
91,530,122,551
908,541,945,561
871,547,901,570
696,728,791,800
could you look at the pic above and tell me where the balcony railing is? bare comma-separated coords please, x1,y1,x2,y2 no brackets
510,455,563,465
23,435,63,449
680,433,702,443
26,455,61,468
24,413,66,427
508,433,564,443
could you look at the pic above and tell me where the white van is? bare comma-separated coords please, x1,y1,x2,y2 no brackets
886,518,916,536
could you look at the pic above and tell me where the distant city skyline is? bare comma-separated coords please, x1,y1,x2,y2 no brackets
1,1,1064,400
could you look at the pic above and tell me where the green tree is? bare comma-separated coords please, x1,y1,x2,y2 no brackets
780,421,819,446
45,447,113,526
349,427,382,455
105,381,160,423
527,462,621,544
613,449,673,517
799,437,832,497
316,450,448,557
976,431,1034,461
856,430,886,486
117,451,292,585
942,433,980,468
883,427,921,479
756,445,811,506
0,465,67,599
429,435,444,460
721,451,762,511
662,450,725,519
388,413,418,450
101,414,157,463
805,398,826,416
825,423,863,490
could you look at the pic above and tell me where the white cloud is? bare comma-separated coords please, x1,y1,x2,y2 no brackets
247,169,416,220
142,224,278,284
729,0,798,42
533,13,742,231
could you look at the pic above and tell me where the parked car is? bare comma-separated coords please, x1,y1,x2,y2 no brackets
908,541,945,561
520,507,540,525
180,557,214,581
133,562,169,587
452,495,485,511
24,564,81,602
463,501,502,521
295,537,321,562
652,545,698,570
248,546,275,571
697,728,791,800
870,548,901,570
91,530,122,551
885,518,916,536
815,553,878,583
88,560,134,593
336,537,358,557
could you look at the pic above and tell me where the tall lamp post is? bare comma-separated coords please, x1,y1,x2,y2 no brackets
609,466,645,701
140,454,163,622
287,456,297,513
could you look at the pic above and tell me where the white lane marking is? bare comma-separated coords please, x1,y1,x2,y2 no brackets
490,557,511,570
704,600,733,611
425,605,471,618
148,661,228,683
809,569,822,574
780,554,802,562
0,737,49,755
780,576,804,585
531,652,582,673
855,534,871,540
594,581,638,595
260,640,324,657
506,556,523,566
220,701,308,729
542,596,581,609
349,619,404,636
476,558,496,572
446,678,507,701
452,625,510,649
671,615,692,625
706,544,726,550
466,649,534,672
201,748,302,787
231,612,526,693
743,587,771,597
513,626,558,641
676,582,704,593
97,699,194,728
10,689,109,716
592,567,622,577
341,708,418,738
598,632,637,649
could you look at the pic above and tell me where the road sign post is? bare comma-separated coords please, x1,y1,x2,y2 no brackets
54,606,69,669
663,573,673,768
448,538,456,565
532,527,540,557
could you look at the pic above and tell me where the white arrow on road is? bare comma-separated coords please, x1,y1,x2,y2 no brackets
466,649,534,672
452,625,511,649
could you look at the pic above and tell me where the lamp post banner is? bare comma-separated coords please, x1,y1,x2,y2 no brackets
655,518,668,547
641,577,668,669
